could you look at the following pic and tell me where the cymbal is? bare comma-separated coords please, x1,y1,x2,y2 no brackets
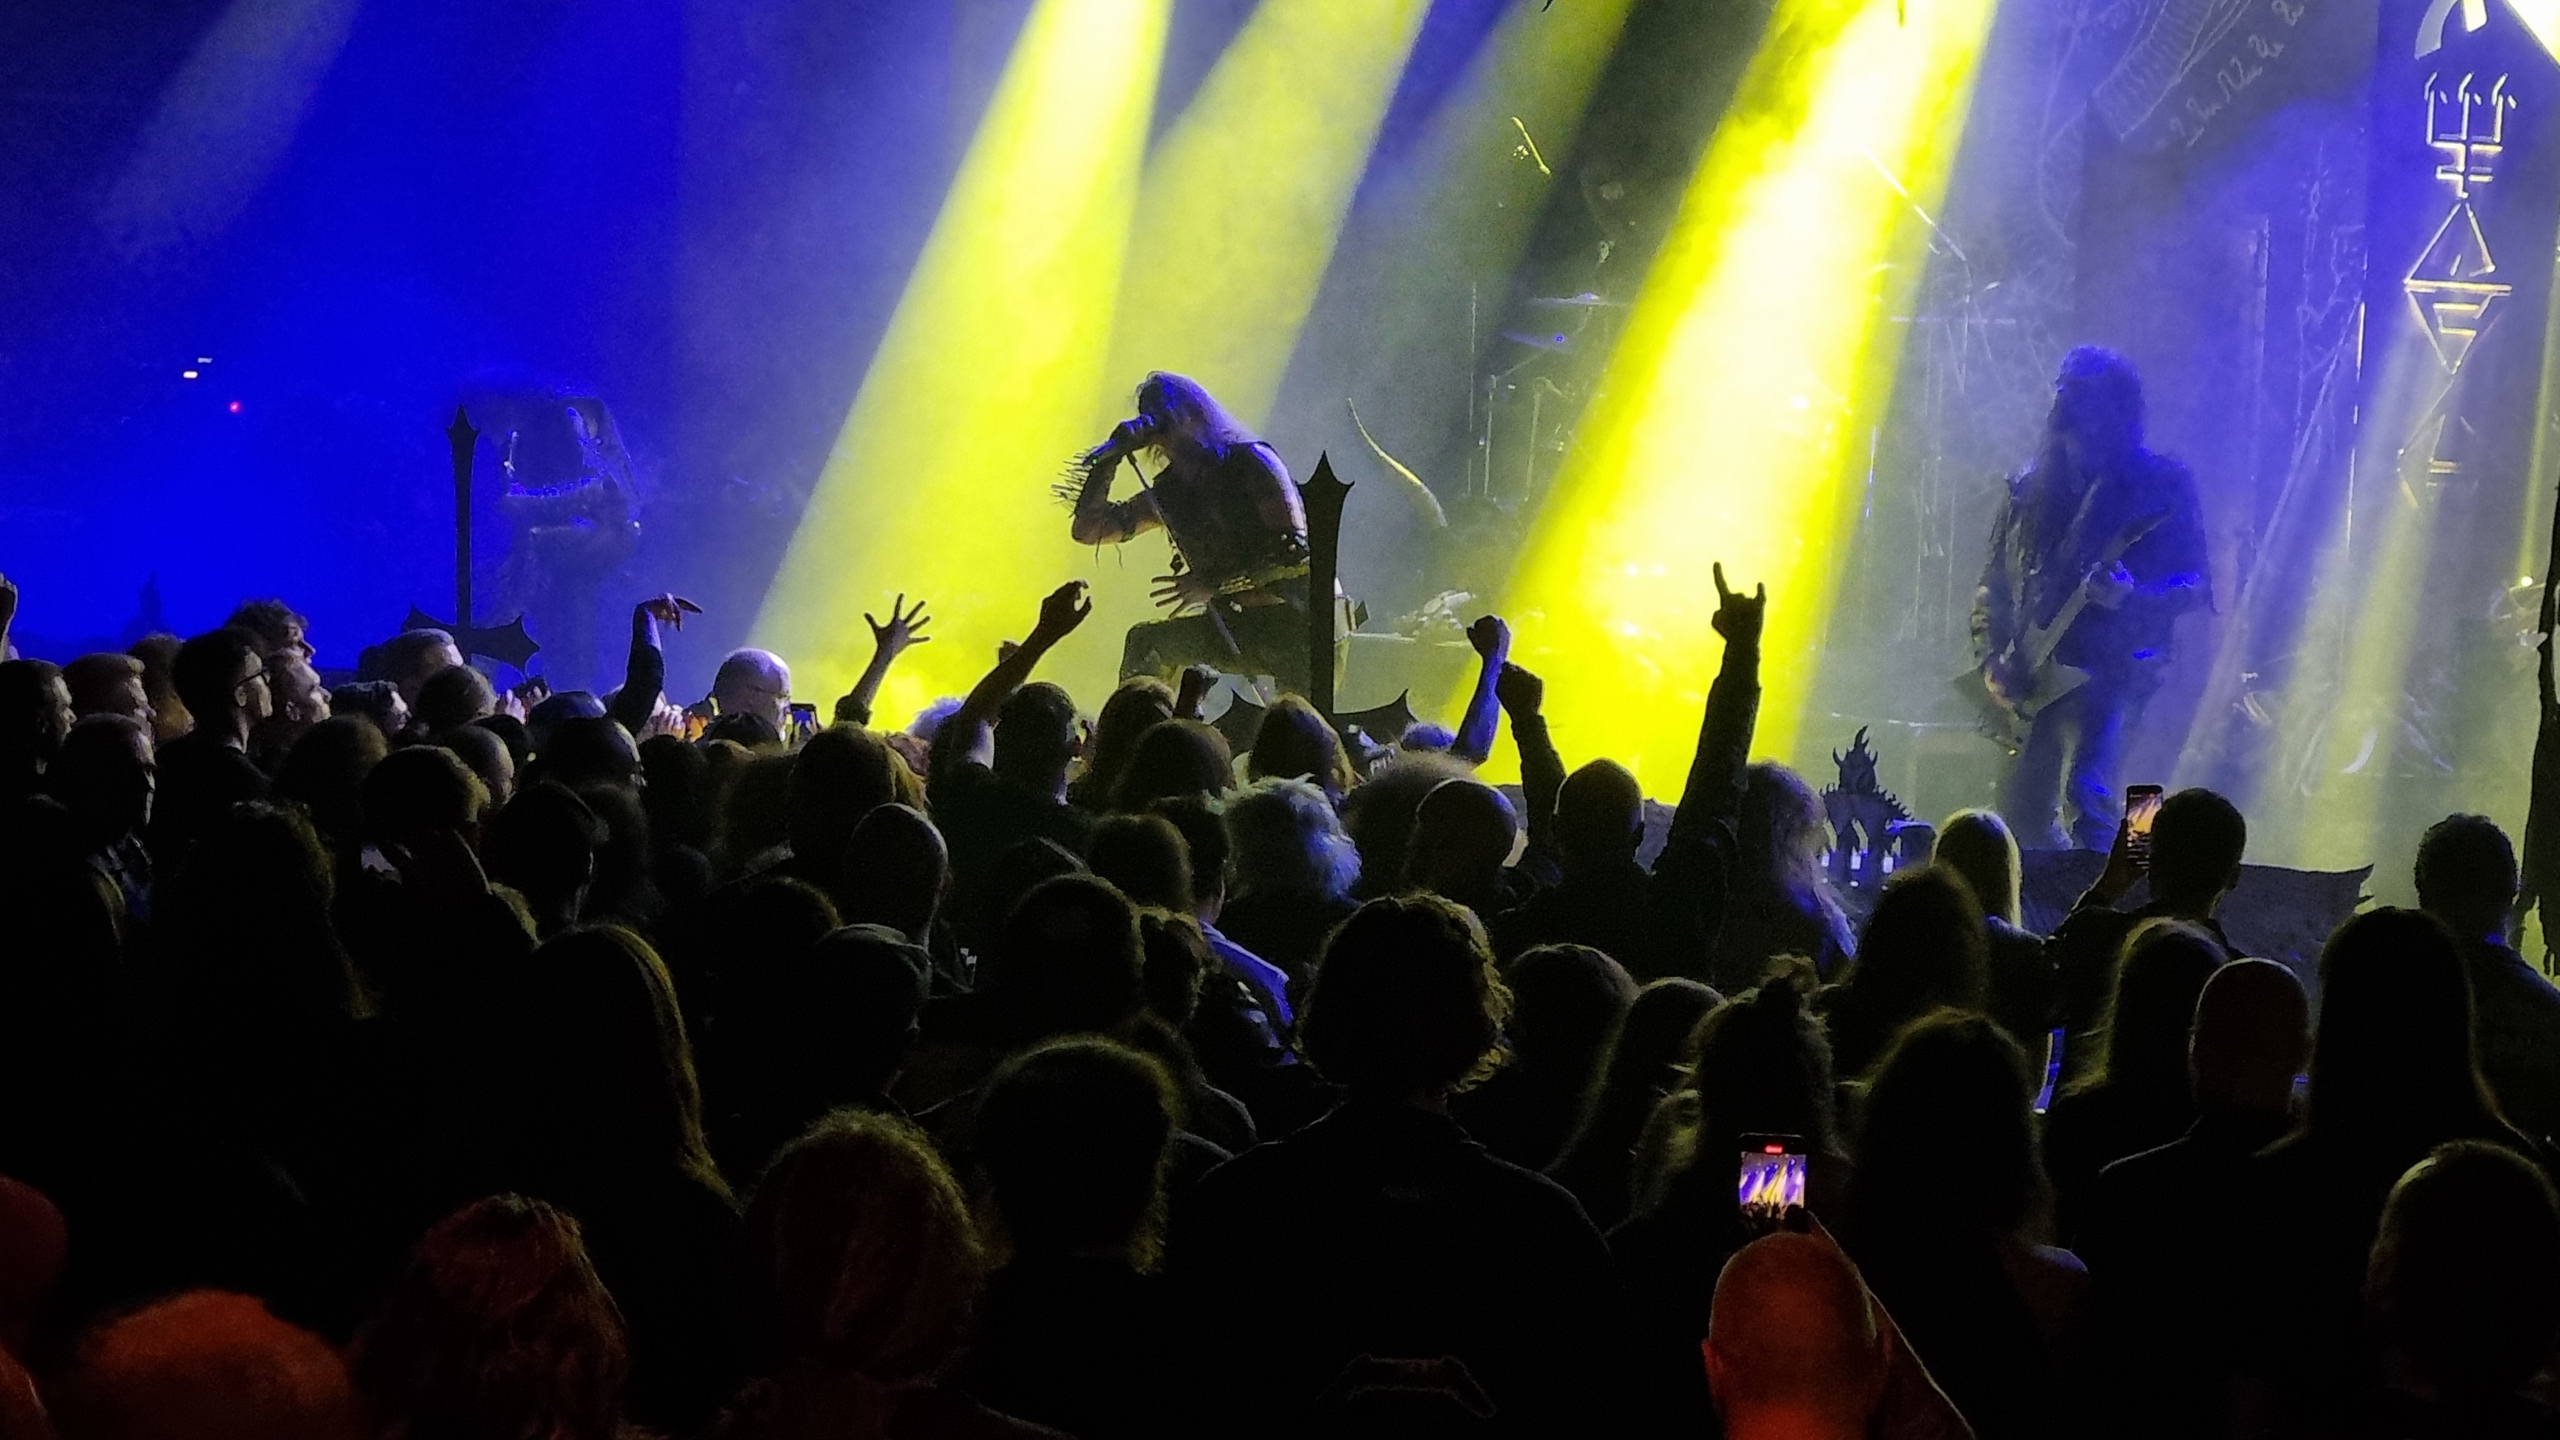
1524,292,1627,309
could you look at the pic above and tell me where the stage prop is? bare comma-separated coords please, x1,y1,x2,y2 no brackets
404,406,539,672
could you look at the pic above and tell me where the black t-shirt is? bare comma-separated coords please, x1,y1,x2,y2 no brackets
930,761,1094,930
147,731,269,870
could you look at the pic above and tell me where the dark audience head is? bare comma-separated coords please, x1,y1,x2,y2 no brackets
531,716,640,793
259,650,331,745
741,1111,982,1382
1403,777,1518,905
1148,793,1230,913
1079,676,1175,804
572,782,655,926
1557,758,1646,869
2414,812,2518,946
1705,1233,1889,1440
724,925,932,1154
129,632,193,743
1503,945,1637,1083
329,680,407,740
2190,958,2308,1116
413,662,497,735
976,1038,1180,1267
515,925,723,1194
361,745,490,849
0,1176,66,1359
1553,977,1722,1221
348,1195,630,1440
380,627,466,707
271,715,387,850
1737,761,1828,895
2366,1140,2560,1405
1137,908,1211,1028
1086,813,1194,913
2307,907,2502,1146
1112,718,1232,812
1226,776,1360,901
785,724,899,867
973,836,1087,939
172,627,272,744
637,733,712,851
1687,973,1840,1166
839,802,949,941
1840,865,1990,1033
523,690,605,753
1302,894,1510,1101
1935,807,2022,927
484,784,605,935
993,679,1082,793
2149,786,2246,912
987,873,1146,1037
64,651,154,725
1846,1010,2043,1248
432,723,515,807
54,1290,369,1440
1339,749,1471,900
703,709,783,752
157,801,361,1037
717,749,797,870
1247,695,1354,800
0,660,75,780
51,714,155,846
225,598,311,659
2072,918,2223,1104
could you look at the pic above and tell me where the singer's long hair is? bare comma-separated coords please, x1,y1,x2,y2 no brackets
1060,371,1261,506
1136,371,1258,454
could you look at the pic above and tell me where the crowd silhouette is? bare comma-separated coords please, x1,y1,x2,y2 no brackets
2,565,2559,1440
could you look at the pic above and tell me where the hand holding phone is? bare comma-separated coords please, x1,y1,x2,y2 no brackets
1739,1133,1808,1235
786,702,820,746
2124,784,2165,868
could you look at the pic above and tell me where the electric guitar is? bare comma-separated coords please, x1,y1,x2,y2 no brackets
1957,511,2167,751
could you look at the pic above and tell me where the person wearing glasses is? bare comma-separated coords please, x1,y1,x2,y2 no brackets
146,627,273,871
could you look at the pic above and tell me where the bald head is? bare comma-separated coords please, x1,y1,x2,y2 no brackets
2190,958,2308,1115
1406,778,1518,903
1706,1232,1888,1439
713,648,791,728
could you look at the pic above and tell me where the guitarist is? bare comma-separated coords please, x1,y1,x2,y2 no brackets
1974,347,2208,849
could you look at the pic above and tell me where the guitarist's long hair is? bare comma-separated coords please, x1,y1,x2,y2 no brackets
2017,346,2147,545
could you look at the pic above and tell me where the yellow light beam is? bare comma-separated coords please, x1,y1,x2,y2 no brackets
1497,0,1998,791
1100,0,1433,426
750,0,1172,723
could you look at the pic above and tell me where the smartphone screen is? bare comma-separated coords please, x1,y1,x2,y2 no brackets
1738,1134,1808,1223
787,702,820,745
2124,784,2165,864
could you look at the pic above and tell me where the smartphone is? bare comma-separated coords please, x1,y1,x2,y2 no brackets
1738,1133,1808,1227
786,702,820,745
2124,784,2165,866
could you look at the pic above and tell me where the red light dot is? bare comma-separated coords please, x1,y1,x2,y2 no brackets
1763,1144,1784,1154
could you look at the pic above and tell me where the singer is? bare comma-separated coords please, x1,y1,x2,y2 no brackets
1069,371,1317,691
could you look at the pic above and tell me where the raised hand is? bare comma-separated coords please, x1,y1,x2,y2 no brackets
1152,570,1216,612
1467,614,1512,663
644,698,687,740
1711,562,1766,647
637,593,702,629
1495,661,1544,717
866,593,933,657
1034,580,1094,644
1175,663,1219,719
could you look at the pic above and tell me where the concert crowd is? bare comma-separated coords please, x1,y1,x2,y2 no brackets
1,560,2557,1440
